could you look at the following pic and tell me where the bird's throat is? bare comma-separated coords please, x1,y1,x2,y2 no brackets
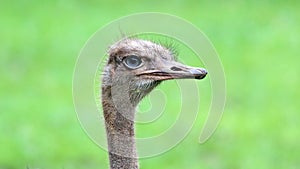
102,85,139,169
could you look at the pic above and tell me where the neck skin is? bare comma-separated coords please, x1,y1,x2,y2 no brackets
101,67,159,169
102,85,139,169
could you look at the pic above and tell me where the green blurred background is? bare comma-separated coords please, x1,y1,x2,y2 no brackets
1,0,299,169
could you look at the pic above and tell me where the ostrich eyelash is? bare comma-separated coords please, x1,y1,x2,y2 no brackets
161,40,179,57
131,34,180,60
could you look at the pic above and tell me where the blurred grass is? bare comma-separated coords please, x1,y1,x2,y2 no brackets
1,0,300,169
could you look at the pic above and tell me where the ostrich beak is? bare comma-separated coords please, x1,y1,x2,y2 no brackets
137,61,208,81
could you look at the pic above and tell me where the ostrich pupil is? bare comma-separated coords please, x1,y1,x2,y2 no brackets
124,55,142,69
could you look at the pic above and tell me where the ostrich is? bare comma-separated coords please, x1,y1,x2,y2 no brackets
101,38,207,169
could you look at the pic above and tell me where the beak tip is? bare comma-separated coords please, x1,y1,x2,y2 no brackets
190,68,208,80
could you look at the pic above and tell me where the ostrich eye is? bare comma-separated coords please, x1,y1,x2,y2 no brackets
123,55,143,69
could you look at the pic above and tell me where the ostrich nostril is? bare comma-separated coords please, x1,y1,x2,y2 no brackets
170,66,183,71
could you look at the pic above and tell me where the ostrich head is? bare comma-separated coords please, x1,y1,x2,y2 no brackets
101,38,207,169
102,38,207,106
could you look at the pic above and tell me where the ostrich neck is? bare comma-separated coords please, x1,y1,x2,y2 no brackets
102,85,139,169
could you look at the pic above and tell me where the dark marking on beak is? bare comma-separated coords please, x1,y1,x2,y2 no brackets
170,66,183,71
